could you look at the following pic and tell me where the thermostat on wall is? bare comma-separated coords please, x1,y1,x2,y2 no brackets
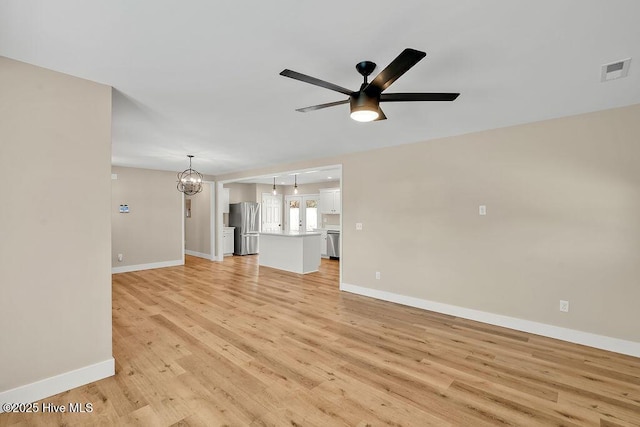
119,204,129,213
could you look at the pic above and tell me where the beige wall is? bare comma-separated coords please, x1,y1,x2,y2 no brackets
218,104,640,345
111,166,183,268
0,57,113,391
341,104,640,342
255,183,279,203
185,183,211,256
322,214,340,226
225,182,257,203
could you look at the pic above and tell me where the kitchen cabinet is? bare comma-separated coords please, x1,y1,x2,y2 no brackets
320,230,328,257
222,187,230,214
223,227,235,255
319,188,341,214
259,231,321,274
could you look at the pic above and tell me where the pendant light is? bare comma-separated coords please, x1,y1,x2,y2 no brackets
293,174,298,194
177,155,203,196
272,177,277,195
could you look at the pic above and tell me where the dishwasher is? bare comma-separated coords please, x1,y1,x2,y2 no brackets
327,230,340,260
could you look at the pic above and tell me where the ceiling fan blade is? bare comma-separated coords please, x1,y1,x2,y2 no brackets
295,99,349,113
280,69,353,96
364,48,426,96
381,92,460,102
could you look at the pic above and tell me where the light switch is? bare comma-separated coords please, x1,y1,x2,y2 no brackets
479,205,487,216
356,223,363,230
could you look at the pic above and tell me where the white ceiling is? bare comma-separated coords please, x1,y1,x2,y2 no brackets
2,1,639,178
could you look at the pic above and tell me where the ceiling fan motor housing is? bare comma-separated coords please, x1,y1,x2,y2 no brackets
350,91,380,120
356,61,377,79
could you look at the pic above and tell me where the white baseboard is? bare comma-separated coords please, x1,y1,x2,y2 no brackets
340,283,640,358
112,259,184,274
185,250,214,260
0,358,114,411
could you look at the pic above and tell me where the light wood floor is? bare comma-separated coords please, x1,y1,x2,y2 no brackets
3,255,640,426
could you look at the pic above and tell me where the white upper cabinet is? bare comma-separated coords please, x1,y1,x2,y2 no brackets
319,188,341,214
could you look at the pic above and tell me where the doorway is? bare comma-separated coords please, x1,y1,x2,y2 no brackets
285,195,319,232
261,193,282,232
217,166,341,288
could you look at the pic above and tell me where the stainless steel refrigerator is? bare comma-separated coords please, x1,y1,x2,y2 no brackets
229,202,260,255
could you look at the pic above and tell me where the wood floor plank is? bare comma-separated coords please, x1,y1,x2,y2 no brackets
2,255,640,426
311,374,452,426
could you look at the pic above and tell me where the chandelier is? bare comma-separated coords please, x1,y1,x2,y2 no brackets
177,155,203,196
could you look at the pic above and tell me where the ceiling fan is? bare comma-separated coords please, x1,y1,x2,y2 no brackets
280,48,459,122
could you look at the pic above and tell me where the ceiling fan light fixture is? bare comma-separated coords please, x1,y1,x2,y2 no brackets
350,109,379,122
349,93,379,122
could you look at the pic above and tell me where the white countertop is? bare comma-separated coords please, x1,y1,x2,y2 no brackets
260,230,321,237
314,226,340,232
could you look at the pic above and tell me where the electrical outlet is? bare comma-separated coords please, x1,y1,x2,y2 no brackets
356,223,363,230
479,205,487,216
117,253,123,262
559,300,569,312
375,271,381,280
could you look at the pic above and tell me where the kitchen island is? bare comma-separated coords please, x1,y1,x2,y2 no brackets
259,231,321,274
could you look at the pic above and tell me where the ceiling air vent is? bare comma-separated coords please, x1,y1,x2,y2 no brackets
601,58,631,82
